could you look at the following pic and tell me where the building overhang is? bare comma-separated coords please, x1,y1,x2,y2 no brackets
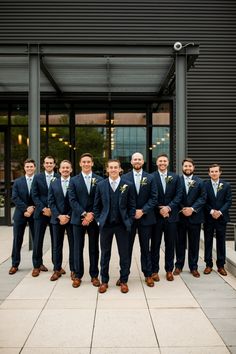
0,43,199,101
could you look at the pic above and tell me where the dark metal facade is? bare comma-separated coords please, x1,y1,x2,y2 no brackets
0,0,236,234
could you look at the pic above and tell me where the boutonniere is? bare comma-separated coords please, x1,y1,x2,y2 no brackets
140,177,148,186
188,180,196,188
217,183,223,192
51,177,57,183
91,178,97,187
165,176,173,184
120,184,128,194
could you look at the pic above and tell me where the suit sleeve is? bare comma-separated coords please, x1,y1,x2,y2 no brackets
31,176,45,212
48,184,60,219
142,176,158,214
168,175,183,210
191,180,207,212
219,183,232,215
93,184,102,223
68,178,85,216
12,180,28,212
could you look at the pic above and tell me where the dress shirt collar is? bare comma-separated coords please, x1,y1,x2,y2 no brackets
82,172,92,179
61,177,70,182
133,169,142,177
109,177,120,185
158,170,167,177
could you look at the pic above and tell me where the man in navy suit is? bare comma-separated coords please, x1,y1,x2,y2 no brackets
94,159,136,293
31,156,60,277
123,152,158,287
69,153,103,288
203,163,232,276
151,153,182,282
9,159,36,275
48,160,75,281
174,158,206,277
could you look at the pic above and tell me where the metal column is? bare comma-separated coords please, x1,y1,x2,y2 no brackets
175,54,187,174
28,45,40,250
28,45,40,172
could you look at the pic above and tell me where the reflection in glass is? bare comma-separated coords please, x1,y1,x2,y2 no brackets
76,113,107,125
113,113,146,125
111,127,146,172
152,102,170,125
49,103,69,125
151,127,170,170
75,127,108,175
0,105,8,125
11,127,28,178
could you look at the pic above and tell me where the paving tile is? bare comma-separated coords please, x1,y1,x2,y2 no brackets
22,348,90,354
25,309,94,348
147,297,199,308
0,299,46,309
198,298,236,309
92,349,160,354
92,309,158,348
0,349,21,354
229,347,236,354
203,307,236,319
211,319,236,332
45,298,97,309
6,276,55,299
217,331,236,346
0,309,40,347
151,308,225,347
160,347,230,353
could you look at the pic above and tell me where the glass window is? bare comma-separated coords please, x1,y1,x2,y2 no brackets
11,104,28,125
152,102,170,125
0,104,8,125
75,126,108,175
48,103,69,125
111,127,146,172
75,113,107,125
151,127,170,169
47,127,70,165
113,112,146,125
11,127,29,179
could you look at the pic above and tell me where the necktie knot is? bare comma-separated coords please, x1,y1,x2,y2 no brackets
111,181,117,191
84,175,91,193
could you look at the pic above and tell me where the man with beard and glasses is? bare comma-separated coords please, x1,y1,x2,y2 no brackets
123,152,157,287
174,158,206,278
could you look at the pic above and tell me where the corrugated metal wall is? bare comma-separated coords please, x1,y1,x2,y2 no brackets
0,0,236,234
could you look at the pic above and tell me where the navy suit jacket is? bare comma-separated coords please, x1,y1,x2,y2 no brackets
179,175,206,224
152,171,183,223
31,172,60,219
68,172,103,225
204,179,232,224
48,178,72,224
12,176,35,222
93,177,136,232
123,170,157,226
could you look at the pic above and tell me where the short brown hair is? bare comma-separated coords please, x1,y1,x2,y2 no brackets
106,159,121,167
182,157,195,166
79,153,94,162
208,163,222,172
24,158,36,167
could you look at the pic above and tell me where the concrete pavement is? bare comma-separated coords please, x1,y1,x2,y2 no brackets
0,225,236,354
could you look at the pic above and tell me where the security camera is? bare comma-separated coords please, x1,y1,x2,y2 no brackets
174,42,182,51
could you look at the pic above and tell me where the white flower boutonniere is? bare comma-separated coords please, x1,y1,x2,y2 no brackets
217,183,223,192
188,180,196,188
140,177,148,186
91,178,97,187
165,176,173,184
51,177,57,183
120,184,128,194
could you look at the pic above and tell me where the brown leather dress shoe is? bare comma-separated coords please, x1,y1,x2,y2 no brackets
32,268,40,277
116,279,121,286
218,267,227,276
70,271,76,280
50,271,61,281
72,278,81,288
152,273,160,282
120,283,129,293
145,277,154,287
173,268,182,276
166,272,174,281
39,264,48,272
59,268,66,275
99,283,108,293
191,269,200,278
91,277,100,287
203,267,212,274
9,266,18,275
